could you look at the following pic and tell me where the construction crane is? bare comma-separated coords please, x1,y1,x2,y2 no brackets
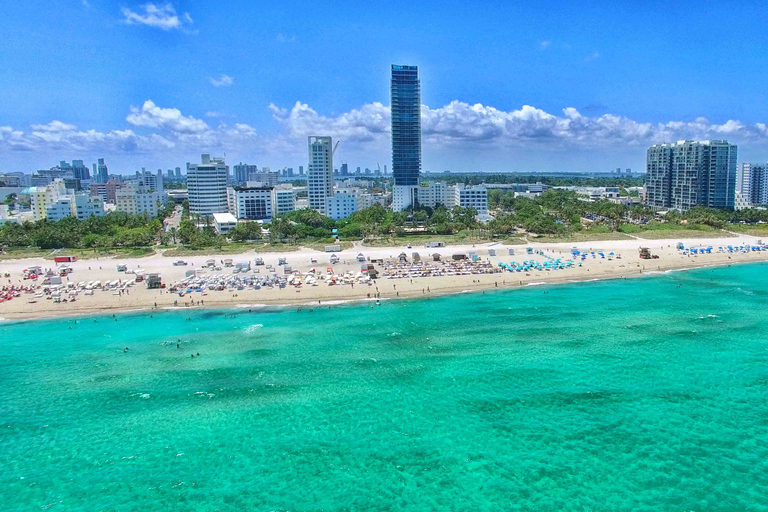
333,140,340,155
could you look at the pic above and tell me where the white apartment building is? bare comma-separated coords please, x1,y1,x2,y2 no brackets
226,183,275,221
30,179,68,220
213,212,238,234
417,181,450,208
273,187,295,215
29,179,104,221
46,198,75,221
115,183,159,216
453,184,488,215
136,168,166,203
72,194,105,220
307,136,334,215
187,154,229,216
326,192,357,220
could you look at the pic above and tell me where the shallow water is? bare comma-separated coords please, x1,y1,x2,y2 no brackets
3,264,768,510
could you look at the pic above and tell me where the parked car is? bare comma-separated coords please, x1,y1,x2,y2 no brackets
173,260,188,266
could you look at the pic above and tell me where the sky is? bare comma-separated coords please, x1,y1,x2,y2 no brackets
2,0,768,175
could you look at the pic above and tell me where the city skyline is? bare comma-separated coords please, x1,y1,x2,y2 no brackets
5,1,768,173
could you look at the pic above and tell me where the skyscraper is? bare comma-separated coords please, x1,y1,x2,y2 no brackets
738,163,768,206
71,160,90,180
307,136,334,215
187,154,229,216
391,64,421,211
96,158,109,184
233,162,258,184
645,140,737,212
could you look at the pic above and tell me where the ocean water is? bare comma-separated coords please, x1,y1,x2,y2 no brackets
3,264,768,511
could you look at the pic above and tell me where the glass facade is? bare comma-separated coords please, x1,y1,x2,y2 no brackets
391,65,421,187
645,140,737,212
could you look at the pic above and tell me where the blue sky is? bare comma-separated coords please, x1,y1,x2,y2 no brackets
2,0,768,174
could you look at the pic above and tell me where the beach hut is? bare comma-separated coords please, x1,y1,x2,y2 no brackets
508,248,515,256
356,253,366,262
432,253,441,261
412,252,421,263
488,249,496,256
330,254,340,264
398,252,408,263
452,253,467,261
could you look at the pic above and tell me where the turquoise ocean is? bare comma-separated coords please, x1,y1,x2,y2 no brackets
3,264,768,511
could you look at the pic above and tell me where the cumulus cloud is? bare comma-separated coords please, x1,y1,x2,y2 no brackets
209,74,234,87
121,3,193,31
0,101,259,156
270,101,389,142
268,100,768,150
7,99,768,162
276,33,296,43
539,40,551,50
127,100,209,133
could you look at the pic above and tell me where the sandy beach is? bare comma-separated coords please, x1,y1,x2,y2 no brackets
2,235,767,321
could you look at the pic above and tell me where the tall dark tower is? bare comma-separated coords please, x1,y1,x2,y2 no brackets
391,64,421,211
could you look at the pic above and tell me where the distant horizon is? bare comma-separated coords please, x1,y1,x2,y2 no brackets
4,1,768,174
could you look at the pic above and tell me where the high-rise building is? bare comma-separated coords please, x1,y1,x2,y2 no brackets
645,140,737,212
175,167,182,178
391,64,421,211
135,168,165,202
738,163,768,206
96,158,109,184
298,165,304,176
233,162,258,184
71,160,90,181
307,136,334,214
187,154,229,216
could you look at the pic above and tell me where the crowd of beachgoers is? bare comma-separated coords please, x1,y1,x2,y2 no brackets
3,235,768,319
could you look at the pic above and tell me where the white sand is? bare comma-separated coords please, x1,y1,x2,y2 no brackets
1,234,766,320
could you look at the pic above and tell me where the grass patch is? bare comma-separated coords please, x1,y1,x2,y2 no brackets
620,222,735,239
0,247,156,260
163,244,256,257
361,232,492,247
501,236,528,245
0,248,53,260
302,241,355,251
530,231,634,243
726,225,768,236
632,229,736,239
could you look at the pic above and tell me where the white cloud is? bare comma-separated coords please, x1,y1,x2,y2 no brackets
126,100,209,133
268,100,768,151
8,99,768,166
121,3,193,31
205,111,224,118
276,33,296,43
539,40,551,50
270,101,389,142
209,74,234,87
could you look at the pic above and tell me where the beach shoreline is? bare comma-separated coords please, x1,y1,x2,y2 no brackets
3,237,767,322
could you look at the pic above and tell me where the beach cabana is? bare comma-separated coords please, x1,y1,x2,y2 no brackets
432,253,441,261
